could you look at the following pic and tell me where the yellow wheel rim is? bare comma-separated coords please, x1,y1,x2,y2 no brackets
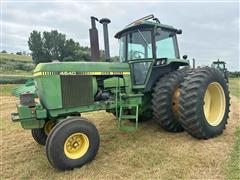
172,87,180,117
64,133,89,159
204,82,226,126
44,120,54,135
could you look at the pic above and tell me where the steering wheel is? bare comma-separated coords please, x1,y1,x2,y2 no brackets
133,51,145,59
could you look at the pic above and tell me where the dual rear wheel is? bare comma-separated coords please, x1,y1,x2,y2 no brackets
152,67,230,139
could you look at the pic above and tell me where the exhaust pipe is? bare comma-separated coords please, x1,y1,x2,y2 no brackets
99,18,111,61
192,58,196,69
89,16,100,61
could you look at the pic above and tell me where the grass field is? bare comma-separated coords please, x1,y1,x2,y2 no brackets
0,79,239,179
227,78,240,180
228,126,240,179
0,53,34,83
0,84,18,96
0,53,32,61
229,78,240,97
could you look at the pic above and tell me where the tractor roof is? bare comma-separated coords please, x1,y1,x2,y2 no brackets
212,61,226,64
115,15,182,38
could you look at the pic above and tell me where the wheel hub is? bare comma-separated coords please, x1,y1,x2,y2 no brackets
203,82,226,126
172,87,180,117
64,133,89,159
44,120,54,135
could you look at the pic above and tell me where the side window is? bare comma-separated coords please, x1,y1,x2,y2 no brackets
155,30,177,59
156,37,176,59
119,36,126,62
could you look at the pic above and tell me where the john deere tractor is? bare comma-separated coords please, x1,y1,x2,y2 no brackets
11,15,230,170
211,59,229,82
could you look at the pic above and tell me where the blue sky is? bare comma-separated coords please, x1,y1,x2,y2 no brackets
1,1,239,70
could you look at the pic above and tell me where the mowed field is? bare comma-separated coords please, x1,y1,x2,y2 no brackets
0,53,32,62
1,79,239,179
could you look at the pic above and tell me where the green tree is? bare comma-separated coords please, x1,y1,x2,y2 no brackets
1,50,7,53
28,30,48,64
63,39,80,61
28,30,93,64
43,30,66,60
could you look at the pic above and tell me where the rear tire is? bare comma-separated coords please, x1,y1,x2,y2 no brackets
46,117,100,170
179,67,230,139
152,70,187,132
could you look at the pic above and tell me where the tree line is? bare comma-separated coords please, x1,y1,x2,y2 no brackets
28,30,107,64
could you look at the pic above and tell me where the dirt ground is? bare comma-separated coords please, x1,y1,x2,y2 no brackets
0,95,239,179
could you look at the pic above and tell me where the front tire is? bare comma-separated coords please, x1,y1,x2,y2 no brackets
46,117,100,170
179,67,230,139
31,128,47,145
31,120,55,145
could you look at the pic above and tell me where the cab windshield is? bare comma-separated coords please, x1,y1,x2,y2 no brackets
119,29,179,62
213,63,225,69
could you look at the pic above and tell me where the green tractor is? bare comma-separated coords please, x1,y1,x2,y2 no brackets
211,59,229,82
11,15,230,170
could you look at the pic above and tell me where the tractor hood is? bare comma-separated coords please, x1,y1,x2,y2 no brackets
33,61,130,77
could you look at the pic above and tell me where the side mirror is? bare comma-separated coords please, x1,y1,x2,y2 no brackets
183,55,188,59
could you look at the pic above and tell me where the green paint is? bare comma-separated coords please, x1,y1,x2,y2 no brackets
12,104,46,129
35,75,62,109
34,61,130,73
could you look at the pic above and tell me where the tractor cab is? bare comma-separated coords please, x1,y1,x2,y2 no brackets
211,59,227,71
211,59,228,82
115,15,188,89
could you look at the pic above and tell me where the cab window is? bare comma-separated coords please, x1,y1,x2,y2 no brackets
213,63,224,69
119,35,126,62
156,30,177,59
127,30,153,60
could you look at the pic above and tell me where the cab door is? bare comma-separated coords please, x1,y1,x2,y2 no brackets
126,29,154,88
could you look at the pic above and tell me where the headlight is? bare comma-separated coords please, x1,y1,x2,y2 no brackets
155,59,167,66
156,60,161,66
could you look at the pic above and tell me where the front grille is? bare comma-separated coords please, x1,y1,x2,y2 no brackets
60,76,93,108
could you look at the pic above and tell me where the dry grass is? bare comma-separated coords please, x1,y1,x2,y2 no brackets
1,94,239,179
229,78,240,97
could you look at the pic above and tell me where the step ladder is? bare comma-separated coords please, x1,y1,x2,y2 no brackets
115,77,140,132
118,103,139,132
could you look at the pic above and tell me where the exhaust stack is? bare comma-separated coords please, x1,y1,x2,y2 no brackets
192,58,196,69
99,18,111,61
89,16,100,61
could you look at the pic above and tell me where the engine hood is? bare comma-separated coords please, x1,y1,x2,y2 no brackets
33,61,130,77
